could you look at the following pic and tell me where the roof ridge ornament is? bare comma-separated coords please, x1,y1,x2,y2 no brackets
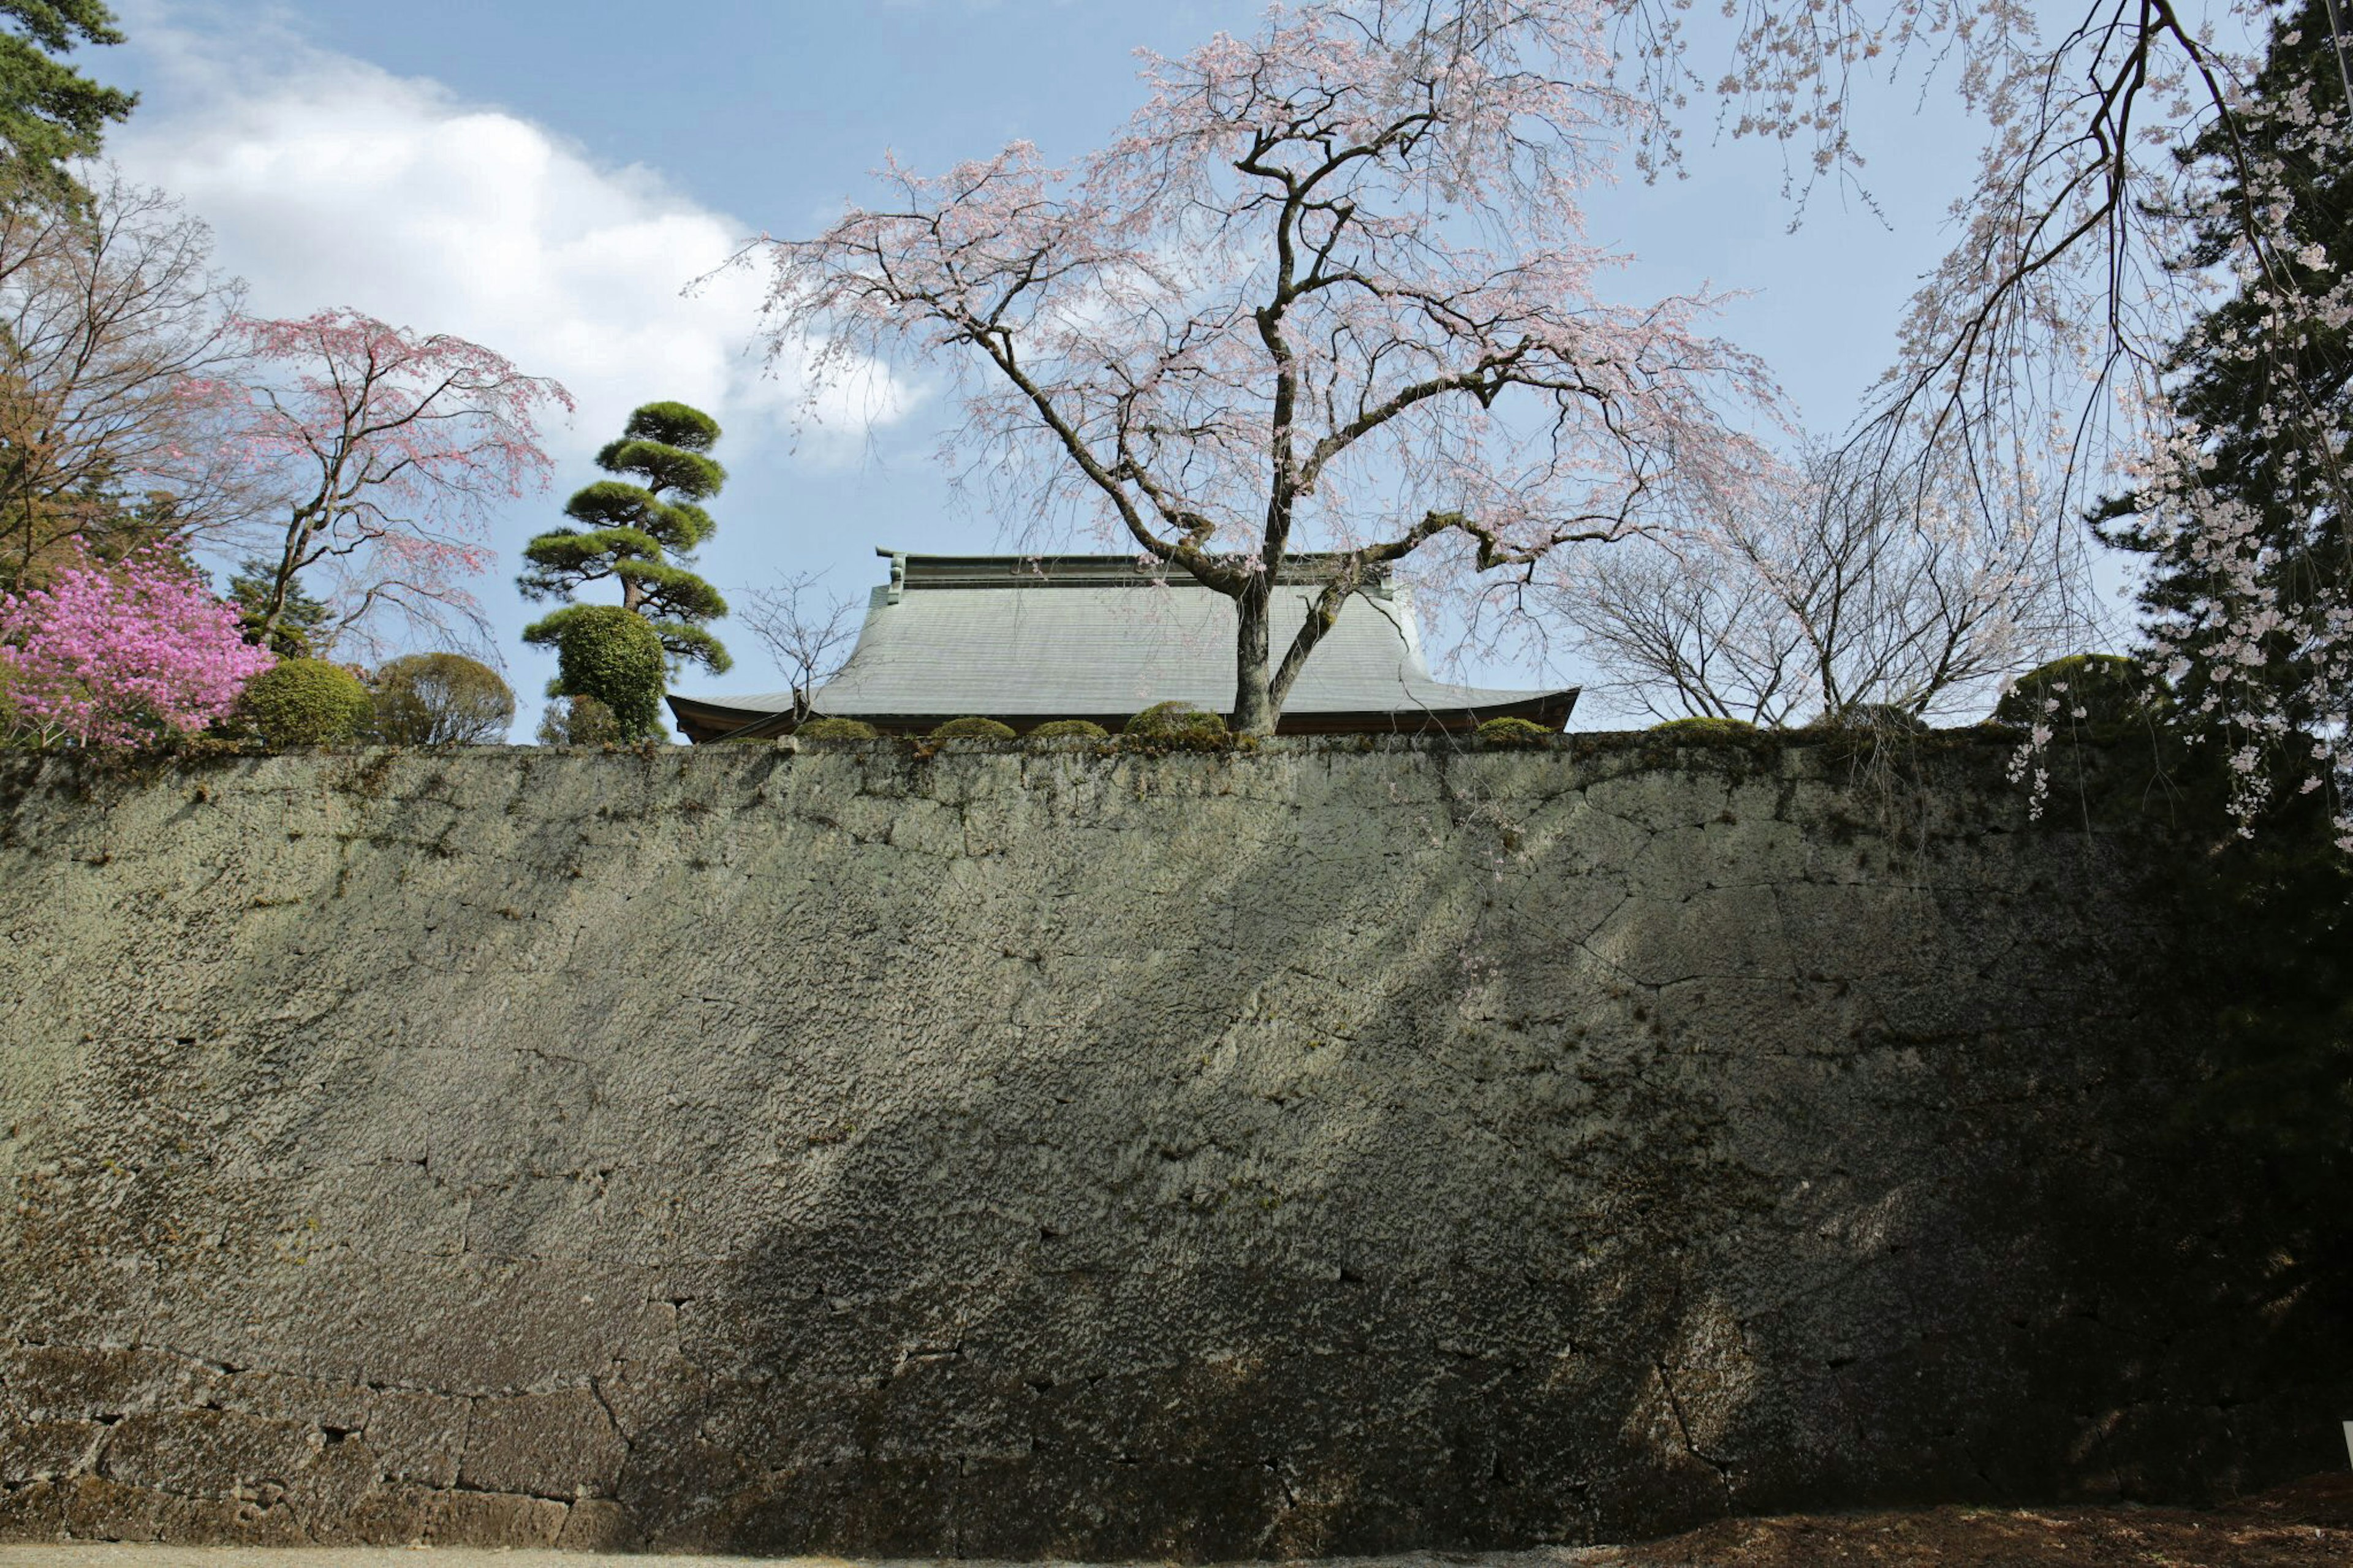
890,551,1398,592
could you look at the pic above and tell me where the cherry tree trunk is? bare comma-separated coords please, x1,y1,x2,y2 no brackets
1230,578,1276,735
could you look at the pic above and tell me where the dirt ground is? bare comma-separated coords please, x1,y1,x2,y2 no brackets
1588,1473,2353,1567
2,1475,2347,1568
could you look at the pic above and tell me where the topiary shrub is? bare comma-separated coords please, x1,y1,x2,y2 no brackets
518,400,733,680
536,694,621,746
1474,716,1553,748
238,658,373,746
1028,719,1110,740
1647,716,1757,742
1123,700,1228,743
1995,653,2166,734
550,605,667,740
930,716,1018,741
797,716,879,742
371,653,515,745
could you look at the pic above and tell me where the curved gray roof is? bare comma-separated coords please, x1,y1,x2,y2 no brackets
674,552,1574,732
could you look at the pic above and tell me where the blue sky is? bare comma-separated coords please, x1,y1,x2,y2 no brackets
99,0,1995,730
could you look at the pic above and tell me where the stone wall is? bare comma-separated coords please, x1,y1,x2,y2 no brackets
0,738,2332,1556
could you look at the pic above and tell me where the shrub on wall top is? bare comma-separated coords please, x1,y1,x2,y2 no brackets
548,606,667,740
1029,719,1110,740
1827,703,1929,736
797,716,880,742
371,653,515,745
1123,701,1227,742
1474,716,1553,747
930,716,1018,740
1647,716,1756,742
537,694,622,746
239,659,373,746
1995,654,2167,735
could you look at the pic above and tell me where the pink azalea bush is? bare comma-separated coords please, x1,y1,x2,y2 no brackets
0,549,275,746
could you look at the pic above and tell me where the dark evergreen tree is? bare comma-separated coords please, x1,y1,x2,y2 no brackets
227,558,330,658
0,2,136,210
518,400,731,676
2090,0,2353,1328
2094,0,2350,740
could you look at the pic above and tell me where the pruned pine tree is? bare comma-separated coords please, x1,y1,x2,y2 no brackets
518,400,730,676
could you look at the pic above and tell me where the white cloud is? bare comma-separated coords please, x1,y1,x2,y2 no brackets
108,18,916,463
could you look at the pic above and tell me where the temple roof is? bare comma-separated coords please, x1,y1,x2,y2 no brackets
669,551,1577,740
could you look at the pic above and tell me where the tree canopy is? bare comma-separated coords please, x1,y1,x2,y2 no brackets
749,2,1770,734
237,309,572,661
2095,0,2350,805
0,180,256,588
518,400,732,676
370,651,515,746
0,2,135,210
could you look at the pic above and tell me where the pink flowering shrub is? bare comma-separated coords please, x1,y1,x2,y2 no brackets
0,550,275,746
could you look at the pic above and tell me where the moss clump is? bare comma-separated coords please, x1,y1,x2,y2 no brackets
1123,701,1227,743
1648,716,1757,742
1028,719,1110,740
238,659,373,746
929,716,1018,740
550,605,667,740
796,716,880,742
1994,653,2167,735
1474,716,1553,748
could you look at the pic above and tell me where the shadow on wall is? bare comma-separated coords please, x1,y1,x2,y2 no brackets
635,751,1777,1557
0,742,2336,1556
573,744,2300,1555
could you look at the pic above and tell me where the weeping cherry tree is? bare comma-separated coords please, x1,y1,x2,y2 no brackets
745,0,1776,735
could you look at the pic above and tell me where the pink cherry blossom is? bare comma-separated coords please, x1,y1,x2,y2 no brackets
232,309,573,660
1632,0,2353,836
